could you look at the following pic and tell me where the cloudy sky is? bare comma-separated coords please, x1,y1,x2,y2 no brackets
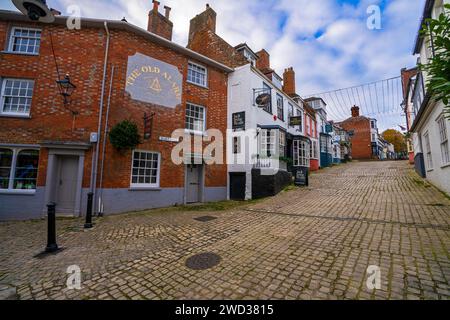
1,0,426,129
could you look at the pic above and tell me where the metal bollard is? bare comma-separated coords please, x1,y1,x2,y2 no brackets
45,202,58,253
84,192,93,229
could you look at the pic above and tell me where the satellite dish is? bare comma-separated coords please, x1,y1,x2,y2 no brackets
255,93,271,108
12,0,55,23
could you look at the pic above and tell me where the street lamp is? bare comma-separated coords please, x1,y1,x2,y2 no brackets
56,74,76,105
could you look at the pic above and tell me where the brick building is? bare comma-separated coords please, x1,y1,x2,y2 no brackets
338,106,374,160
0,3,233,220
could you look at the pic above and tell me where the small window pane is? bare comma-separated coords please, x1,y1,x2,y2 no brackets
13,149,39,190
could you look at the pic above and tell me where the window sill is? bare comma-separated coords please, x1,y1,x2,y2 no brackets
0,189,36,195
185,129,207,137
1,51,39,56
128,187,162,192
0,114,31,119
440,163,450,169
187,80,208,89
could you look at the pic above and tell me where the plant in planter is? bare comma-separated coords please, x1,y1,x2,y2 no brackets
109,120,141,151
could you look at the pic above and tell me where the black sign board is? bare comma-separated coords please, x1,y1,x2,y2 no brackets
232,112,245,130
294,167,309,186
289,116,302,127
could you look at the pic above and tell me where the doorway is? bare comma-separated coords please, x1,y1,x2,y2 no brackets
186,164,203,203
55,155,79,215
229,172,246,200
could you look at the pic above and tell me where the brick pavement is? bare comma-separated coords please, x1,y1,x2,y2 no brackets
0,161,449,300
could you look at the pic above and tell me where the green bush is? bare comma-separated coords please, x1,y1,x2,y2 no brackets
109,120,141,150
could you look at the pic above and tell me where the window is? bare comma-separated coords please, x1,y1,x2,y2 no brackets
279,130,286,157
306,116,310,136
310,141,318,159
372,134,376,141
276,94,284,121
295,109,303,132
8,27,41,54
288,103,294,127
293,140,309,167
185,103,206,133
1,78,34,116
320,135,328,153
262,82,272,114
424,132,433,170
0,148,39,191
371,121,375,129
260,129,276,157
131,151,160,187
187,62,207,87
437,115,449,165
233,136,241,154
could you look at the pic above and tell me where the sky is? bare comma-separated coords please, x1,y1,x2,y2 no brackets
1,0,426,130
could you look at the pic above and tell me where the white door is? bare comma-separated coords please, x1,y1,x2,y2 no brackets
186,165,201,203
55,156,78,215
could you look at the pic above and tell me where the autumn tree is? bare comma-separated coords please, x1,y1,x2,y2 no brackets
382,129,407,153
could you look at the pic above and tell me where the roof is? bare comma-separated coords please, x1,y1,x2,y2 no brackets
413,0,435,54
234,43,258,58
304,97,327,106
0,10,234,73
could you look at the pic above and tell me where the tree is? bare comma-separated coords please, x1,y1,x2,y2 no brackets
419,4,450,117
382,129,407,153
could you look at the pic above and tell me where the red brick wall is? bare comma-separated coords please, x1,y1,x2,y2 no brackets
339,117,372,159
0,21,228,190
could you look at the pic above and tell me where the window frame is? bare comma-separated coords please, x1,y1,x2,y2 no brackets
7,26,42,55
130,150,161,189
0,147,39,193
276,93,284,121
185,102,206,134
436,115,449,166
293,139,310,167
261,82,272,114
423,131,433,171
0,78,35,117
187,61,208,88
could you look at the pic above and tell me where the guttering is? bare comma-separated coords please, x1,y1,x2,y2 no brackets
89,21,110,214
0,10,233,74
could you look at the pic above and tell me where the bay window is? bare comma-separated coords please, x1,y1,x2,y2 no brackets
293,139,310,167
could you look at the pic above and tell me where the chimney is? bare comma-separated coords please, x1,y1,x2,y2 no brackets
256,49,271,71
351,105,360,117
188,4,217,44
147,0,173,41
283,67,296,96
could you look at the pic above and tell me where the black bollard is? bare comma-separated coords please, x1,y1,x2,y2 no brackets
45,202,58,253
84,192,93,229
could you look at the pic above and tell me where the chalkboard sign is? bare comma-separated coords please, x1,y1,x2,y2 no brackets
232,112,245,130
294,167,309,186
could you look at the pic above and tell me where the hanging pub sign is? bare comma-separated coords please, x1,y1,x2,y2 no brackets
143,112,154,140
232,111,245,130
125,52,182,108
294,167,309,186
289,116,302,127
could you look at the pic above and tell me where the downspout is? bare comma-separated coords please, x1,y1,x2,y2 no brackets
89,21,110,215
98,65,115,216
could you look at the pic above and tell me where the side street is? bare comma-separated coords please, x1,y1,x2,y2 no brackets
1,161,449,300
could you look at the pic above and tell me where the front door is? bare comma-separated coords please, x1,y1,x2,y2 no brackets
186,164,202,203
55,155,79,215
229,173,246,200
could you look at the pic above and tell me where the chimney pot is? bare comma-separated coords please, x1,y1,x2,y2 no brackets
164,5,171,19
148,0,173,40
153,0,160,12
351,105,360,117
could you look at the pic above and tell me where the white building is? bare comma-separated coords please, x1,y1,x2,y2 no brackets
227,48,310,200
409,0,450,193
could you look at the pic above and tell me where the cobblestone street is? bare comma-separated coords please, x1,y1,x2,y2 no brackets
0,161,449,300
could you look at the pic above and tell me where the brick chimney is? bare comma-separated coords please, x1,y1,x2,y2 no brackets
147,1,173,41
188,4,217,44
283,67,296,96
256,49,270,71
351,105,360,117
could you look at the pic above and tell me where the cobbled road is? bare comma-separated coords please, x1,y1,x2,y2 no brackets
0,161,449,300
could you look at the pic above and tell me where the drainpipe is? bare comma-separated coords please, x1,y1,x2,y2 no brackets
98,65,115,216
89,21,110,215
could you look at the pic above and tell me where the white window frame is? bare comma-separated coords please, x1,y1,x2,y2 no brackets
293,139,310,167
295,108,303,133
423,131,433,171
279,130,286,157
187,61,208,88
276,94,284,121
259,129,276,158
130,150,161,188
185,102,206,134
8,27,42,55
0,147,39,193
436,115,449,166
0,78,34,117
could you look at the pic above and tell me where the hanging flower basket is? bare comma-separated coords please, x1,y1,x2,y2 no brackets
109,120,141,151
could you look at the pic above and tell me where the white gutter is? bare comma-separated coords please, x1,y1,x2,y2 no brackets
89,21,110,214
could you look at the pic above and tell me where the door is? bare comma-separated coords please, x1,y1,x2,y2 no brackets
186,164,202,203
55,156,79,214
229,173,246,200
